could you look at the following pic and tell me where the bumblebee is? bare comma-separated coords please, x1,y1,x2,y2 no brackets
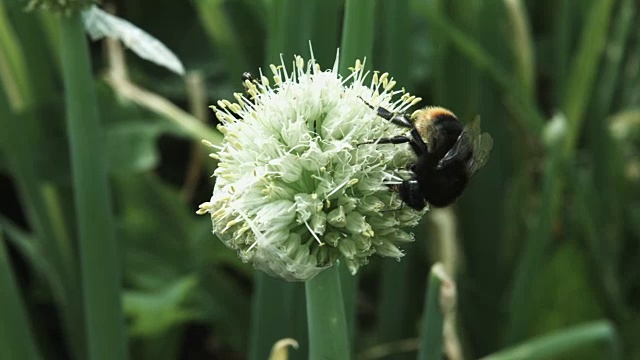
361,99,493,209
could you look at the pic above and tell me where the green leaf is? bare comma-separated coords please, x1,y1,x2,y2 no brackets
125,276,200,337
115,174,195,289
481,321,619,360
0,215,66,306
106,121,165,173
528,243,604,340
197,269,252,352
59,14,127,360
0,231,43,360
503,0,535,99
338,0,375,75
419,1,545,136
194,0,251,79
561,0,617,152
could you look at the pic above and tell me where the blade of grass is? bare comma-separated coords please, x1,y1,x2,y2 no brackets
4,0,59,106
194,0,250,80
506,0,616,345
36,11,62,73
377,258,412,347
0,36,84,360
59,12,127,360
0,3,30,110
305,263,350,360
574,168,627,321
337,0,376,346
503,0,535,99
588,0,635,224
561,0,616,152
585,0,635,325
418,2,545,137
481,321,619,360
417,263,452,360
591,0,635,121
443,2,513,356
552,0,571,106
374,1,416,352
248,2,317,360
620,26,640,108
0,214,65,310
506,114,568,345
267,0,319,61
309,0,342,66
338,0,375,74
0,231,43,360
376,0,409,84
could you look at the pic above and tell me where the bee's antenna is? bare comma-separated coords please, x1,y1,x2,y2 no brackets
357,95,376,111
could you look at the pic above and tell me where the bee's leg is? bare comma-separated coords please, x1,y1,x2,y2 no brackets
399,179,427,210
361,136,412,145
358,96,413,128
359,135,426,160
358,96,430,158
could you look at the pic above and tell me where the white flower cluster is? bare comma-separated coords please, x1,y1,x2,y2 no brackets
198,51,427,281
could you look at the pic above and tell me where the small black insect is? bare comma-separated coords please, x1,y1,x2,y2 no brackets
360,99,493,209
241,72,259,100
241,72,255,85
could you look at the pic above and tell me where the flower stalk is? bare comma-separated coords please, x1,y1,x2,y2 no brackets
305,263,350,360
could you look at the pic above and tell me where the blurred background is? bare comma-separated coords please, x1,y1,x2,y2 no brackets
1,0,639,359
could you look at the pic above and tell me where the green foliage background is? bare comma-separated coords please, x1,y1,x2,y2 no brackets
0,0,639,359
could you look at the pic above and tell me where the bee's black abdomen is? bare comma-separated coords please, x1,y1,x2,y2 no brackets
419,161,469,207
399,179,427,210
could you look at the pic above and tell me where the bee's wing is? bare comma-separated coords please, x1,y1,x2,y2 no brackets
467,132,493,175
437,116,479,169
438,116,493,176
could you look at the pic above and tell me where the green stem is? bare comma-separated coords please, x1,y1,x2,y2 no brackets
59,12,127,360
305,263,350,360
248,274,299,360
417,263,448,360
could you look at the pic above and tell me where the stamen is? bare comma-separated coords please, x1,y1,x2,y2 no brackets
303,218,324,246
